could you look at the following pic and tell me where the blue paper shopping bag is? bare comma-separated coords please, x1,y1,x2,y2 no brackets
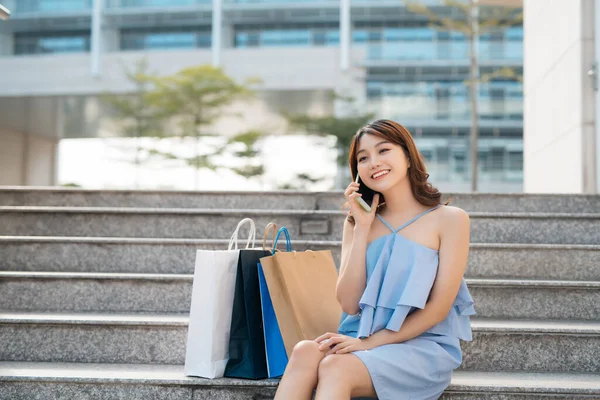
257,227,292,378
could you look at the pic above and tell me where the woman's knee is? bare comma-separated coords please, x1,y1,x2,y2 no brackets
317,354,347,381
289,340,323,366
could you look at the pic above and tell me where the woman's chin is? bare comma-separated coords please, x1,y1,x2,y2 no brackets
371,177,403,193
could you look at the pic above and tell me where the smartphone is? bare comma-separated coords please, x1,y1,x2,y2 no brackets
355,173,373,212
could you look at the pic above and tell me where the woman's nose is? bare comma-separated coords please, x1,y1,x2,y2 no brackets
369,157,382,169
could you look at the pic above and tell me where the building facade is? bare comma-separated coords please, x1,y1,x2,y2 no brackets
0,0,523,192
524,0,599,193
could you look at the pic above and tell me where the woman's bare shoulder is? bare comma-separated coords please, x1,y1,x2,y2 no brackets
438,205,470,231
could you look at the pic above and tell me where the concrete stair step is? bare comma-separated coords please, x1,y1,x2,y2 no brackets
1,207,600,244
2,236,600,280
1,312,599,373
1,272,599,320
1,362,599,400
2,187,600,213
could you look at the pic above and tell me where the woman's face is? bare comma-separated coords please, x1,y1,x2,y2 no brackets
355,133,410,192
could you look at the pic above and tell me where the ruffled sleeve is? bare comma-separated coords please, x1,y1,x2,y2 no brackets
353,234,476,341
356,234,439,339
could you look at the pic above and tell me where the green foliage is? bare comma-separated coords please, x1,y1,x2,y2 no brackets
102,62,267,185
276,173,327,190
231,165,265,179
149,65,260,139
101,59,165,140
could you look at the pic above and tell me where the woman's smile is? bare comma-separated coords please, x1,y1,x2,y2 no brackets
371,170,391,180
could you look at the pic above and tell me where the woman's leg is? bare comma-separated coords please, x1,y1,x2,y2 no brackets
314,354,377,400
274,340,327,400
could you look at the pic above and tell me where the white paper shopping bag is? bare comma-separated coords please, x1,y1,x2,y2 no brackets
184,218,257,379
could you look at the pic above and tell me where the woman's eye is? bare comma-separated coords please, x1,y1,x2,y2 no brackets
358,157,367,162
380,148,389,154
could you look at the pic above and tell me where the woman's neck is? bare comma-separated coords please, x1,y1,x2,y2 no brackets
380,178,424,216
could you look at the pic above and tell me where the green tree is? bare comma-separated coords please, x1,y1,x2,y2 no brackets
148,65,264,188
277,173,327,191
101,59,166,188
404,0,522,192
285,93,375,189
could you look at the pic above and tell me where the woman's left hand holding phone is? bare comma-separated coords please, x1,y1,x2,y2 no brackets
343,181,380,230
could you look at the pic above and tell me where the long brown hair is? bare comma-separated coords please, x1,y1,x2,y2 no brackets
346,119,449,224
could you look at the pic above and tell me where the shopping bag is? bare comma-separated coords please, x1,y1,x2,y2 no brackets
224,223,279,379
184,218,258,379
260,228,342,358
257,227,292,378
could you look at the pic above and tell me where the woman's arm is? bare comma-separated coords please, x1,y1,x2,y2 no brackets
364,206,471,348
336,218,369,315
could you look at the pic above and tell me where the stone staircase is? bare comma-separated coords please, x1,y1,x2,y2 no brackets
0,186,599,399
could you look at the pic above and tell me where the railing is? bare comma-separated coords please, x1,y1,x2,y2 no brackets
413,137,524,183
225,0,333,3
14,0,92,14
366,41,523,62
104,0,210,8
368,89,523,122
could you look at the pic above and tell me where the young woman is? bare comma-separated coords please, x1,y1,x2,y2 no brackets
274,119,474,400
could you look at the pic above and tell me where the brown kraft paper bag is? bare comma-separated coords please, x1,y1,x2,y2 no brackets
259,249,343,357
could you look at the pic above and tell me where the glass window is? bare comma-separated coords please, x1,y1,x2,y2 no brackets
262,30,311,46
235,32,260,47
421,149,433,162
506,27,523,40
118,0,203,6
314,32,327,46
14,32,90,55
353,30,369,43
143,33,194,49
197,33,212,48
121,29,211,50
325,30,340,45
505,41,523,60
16,0,91,13
508,151,523,171
314,30,339,46
452,150,466,174
384,27,434,41
489,148,505,170
436,147,450,163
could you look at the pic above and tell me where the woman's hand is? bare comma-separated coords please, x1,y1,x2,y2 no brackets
314,332,371,355
343,181,380,230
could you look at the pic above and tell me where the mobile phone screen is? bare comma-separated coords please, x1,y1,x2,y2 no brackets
356,175,376,207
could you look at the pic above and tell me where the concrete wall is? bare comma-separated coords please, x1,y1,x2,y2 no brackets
0,47,365,97
0,97,61,139
0,129,58,186
523,0,597,193
0,129,25,185
0,24,13,56
0,96,61,186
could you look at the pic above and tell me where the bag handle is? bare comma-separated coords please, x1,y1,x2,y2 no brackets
270,227,292,255
263,222,278,250
228,218,256,250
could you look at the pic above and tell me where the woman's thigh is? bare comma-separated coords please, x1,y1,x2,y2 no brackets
318,353,377,398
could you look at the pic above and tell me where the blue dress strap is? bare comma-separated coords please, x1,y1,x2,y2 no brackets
376,214,396,233
395,204,442,232
377,205,442,234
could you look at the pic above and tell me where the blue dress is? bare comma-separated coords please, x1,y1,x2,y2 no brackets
338,205,475,400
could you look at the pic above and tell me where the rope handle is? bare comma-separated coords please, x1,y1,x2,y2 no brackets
270,227,292,255
228,218,256,250
263,222,278,250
